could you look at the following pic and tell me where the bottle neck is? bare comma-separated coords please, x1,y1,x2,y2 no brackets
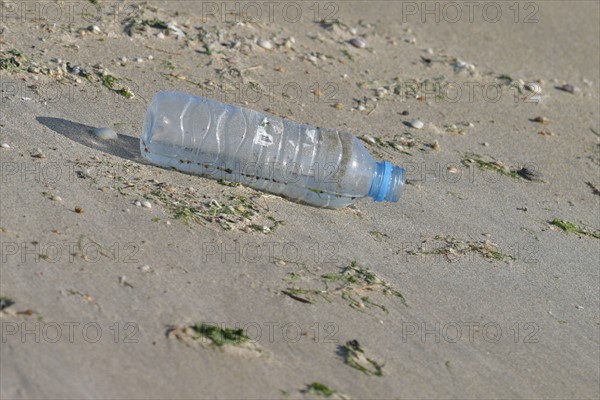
368,161,406,202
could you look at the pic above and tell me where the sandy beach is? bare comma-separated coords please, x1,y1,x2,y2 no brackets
1,1,599,398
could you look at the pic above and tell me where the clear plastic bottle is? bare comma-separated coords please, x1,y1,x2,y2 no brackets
140,91,405,209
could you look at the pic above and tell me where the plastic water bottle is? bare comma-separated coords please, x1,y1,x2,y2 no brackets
140,91,405,208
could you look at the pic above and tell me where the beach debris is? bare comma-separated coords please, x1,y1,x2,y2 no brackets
349,37,367,48
92,127,118,140
586,181,600,196
550,219,600,239
302,383,348,399
339,340,383,376
0,143,10,149
283,261,406,311
557,83,579,94
404,235,516,262
461,154,518,178
167,322,262,356
537,130,556,136
257,39,273,50
409,119,424,129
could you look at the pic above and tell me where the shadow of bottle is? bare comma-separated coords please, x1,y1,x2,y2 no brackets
36,116,149,165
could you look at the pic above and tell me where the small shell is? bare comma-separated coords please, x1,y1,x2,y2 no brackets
0,143,10,149
88,25,101,34
529,95,542,103
92,127,118,140
409,119,424,129
525,82,542,93
349,37,366,48
364,135,376,144
30,148,46,158
141,200,152,208
257,39,273,50
51,195,62,202
138,265,152,273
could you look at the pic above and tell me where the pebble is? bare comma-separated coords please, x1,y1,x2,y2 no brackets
257,39,273,50
0,143,10,149
51,195,62,202
532,116,549,124
482,142,490,147
517,166,545,182
30,148,46,158
575,305,584,310
275,259,286,267
409,119,424,129
156,32,165,39
141,200,152,208
134,200,142,207
92,127,118,140
134,57,144,63
349,37,367,48
559,83,579,94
